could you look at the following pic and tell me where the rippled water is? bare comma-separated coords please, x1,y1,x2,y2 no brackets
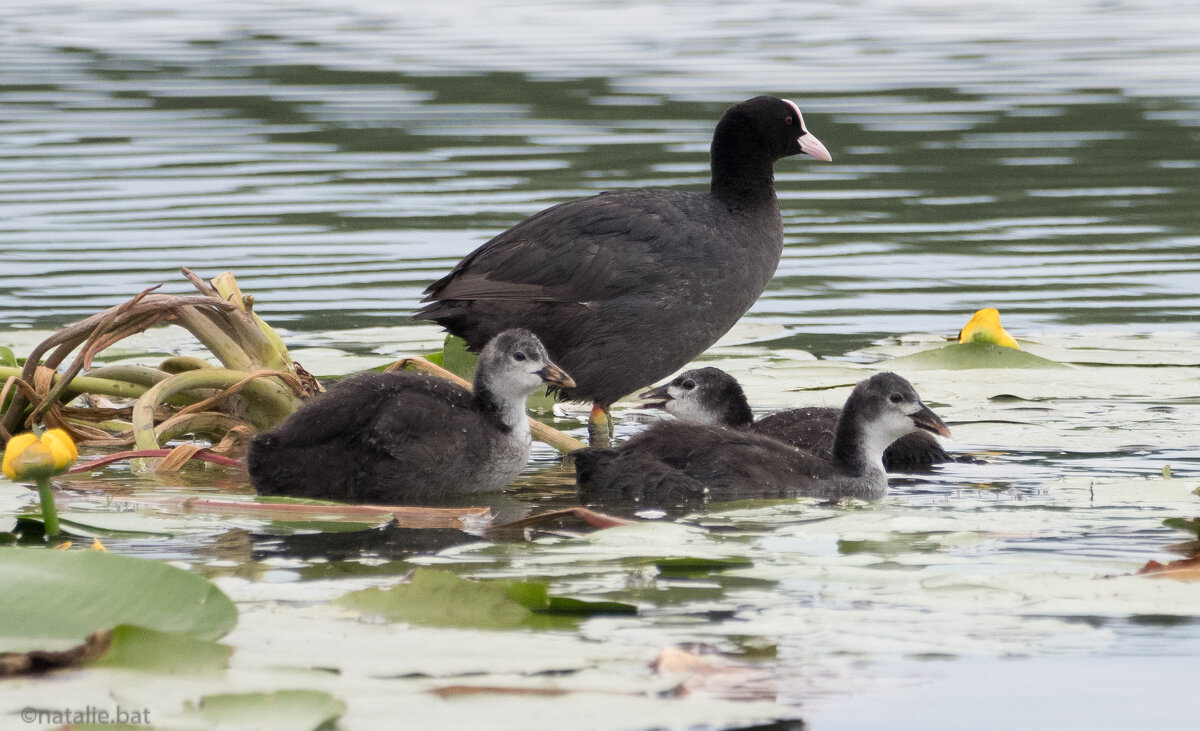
2,2,1199,728
2,0,1199,356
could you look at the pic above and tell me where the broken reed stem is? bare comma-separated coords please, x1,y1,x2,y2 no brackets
390,357,588,454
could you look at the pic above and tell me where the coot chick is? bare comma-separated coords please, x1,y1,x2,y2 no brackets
248,329,574,503
640,367,954,469
575,372,950,508
416,96,832,442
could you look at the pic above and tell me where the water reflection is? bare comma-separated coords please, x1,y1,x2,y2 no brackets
1,2,1197,357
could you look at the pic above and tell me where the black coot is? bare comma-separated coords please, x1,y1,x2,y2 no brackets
248,329,574,503
575,372,950,508
416,96,831,441
640,367,955,469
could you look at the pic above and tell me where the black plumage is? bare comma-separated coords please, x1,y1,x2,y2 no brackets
415,96,831,424
575,372,951,509
639,367,955,469
248,329,573,503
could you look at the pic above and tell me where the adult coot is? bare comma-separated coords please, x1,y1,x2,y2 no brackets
248,329,574,503
416,96,831,442
640,367,955,469
575,372,950,509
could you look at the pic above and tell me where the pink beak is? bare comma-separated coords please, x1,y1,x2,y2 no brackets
799,132,832,162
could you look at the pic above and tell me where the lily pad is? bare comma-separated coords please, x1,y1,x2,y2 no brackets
91,625,232,673
335,568,635,630
889,342,1066,370
190,690,345,731
1163,518,1200,538
543,597,638,615
0,548,237,653
650,557,755,575
337,567,533,629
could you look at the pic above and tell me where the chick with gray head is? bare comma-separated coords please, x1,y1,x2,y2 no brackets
576,372,950,509
249,329,573,503
639,366,955,469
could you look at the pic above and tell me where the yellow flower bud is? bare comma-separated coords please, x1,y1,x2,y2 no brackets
958,308,1020,350
41,429,79,467
2,433,37,479
2,429,79,480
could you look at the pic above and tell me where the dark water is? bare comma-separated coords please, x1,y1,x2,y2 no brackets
2,1,1198,357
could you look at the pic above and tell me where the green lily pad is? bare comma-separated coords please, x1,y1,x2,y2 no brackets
335,568,635,630
650,557,755,575
1163,517,1200,538
543,596,638,615
442,334,478,382
336,567,533,629
91,625,232,673
0,548,237,653
268,520,387,533
889,342,1066,370
190,690,345,731
58,512,214,537
839,534,943,555
254,496,349,506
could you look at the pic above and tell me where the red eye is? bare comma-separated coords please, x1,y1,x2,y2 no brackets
785,115,793,125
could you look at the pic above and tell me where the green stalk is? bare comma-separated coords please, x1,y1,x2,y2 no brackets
131,368,300,450
170,308,257,372
86,365,219,405
156,412,249,443
210,273,293,372
0,366,150,400
36,476,60,537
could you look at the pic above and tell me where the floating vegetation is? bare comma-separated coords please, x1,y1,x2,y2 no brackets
0,269,585,477
0,268,312,467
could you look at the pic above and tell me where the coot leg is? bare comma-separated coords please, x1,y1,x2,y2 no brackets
587,403,614,446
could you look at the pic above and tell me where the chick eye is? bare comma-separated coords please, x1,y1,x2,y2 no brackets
784,115,793,126
889,393,904,403
513,352,527,362
682,380,696,390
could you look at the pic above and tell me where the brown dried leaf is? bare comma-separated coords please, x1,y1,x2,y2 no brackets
1137,555,1200,581
0,630,111,677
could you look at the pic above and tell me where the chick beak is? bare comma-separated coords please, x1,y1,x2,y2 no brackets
637,384,672,410
911,403,951,438
538,363,575,389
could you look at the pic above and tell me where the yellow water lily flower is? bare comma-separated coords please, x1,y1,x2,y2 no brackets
2,428,79,480
958,308,1020,349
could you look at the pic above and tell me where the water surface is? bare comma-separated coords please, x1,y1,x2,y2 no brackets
1,2,1199,729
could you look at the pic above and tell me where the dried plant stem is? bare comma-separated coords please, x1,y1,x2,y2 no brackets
131,368,303,450
391,357,588,454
